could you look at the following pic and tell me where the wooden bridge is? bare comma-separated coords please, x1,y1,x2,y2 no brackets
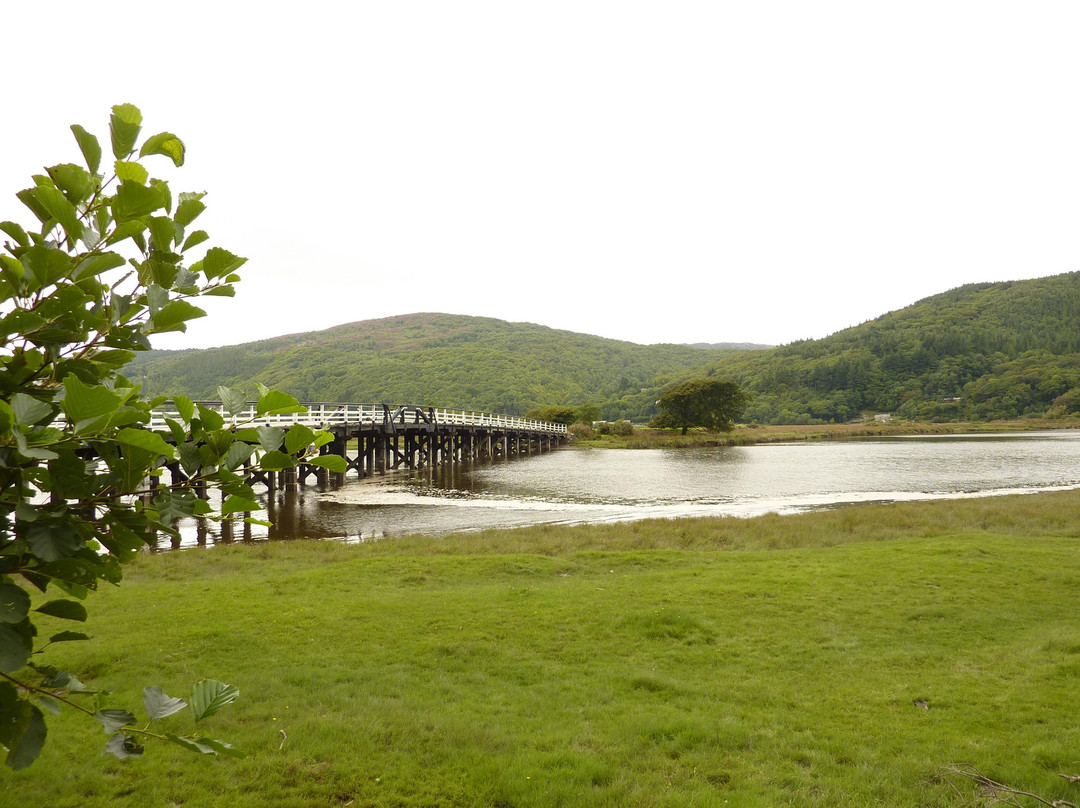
153,402,570,490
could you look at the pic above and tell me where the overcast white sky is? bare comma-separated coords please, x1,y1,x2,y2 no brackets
4,2,1080,350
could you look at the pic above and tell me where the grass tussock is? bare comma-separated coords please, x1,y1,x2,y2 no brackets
6,489,1080,807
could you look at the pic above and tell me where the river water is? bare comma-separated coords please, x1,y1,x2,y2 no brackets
165,430,1080,549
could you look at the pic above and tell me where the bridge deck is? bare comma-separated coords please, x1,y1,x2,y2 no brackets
155,402,570,489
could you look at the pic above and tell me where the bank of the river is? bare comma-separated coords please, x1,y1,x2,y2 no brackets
12,491,1080,807
574,417,1080,449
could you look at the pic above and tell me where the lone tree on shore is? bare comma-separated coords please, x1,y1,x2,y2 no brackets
649,377,749,434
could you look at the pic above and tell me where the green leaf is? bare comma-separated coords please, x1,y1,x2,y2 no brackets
109,103,143,159
189,679,239,722
4,702,47,770
140,132,185,167
149,299,206,333
220,495,258,515
284,424,317,455
173,396,195,423
0,621,34,672
45,163,93,204
25,521,84,563
39,668,86,691
73,251,125,281
70,124,102,173
62,375,123,428
0,585,30,624
174,194,205,226
143,686,187,720
147,216,176,252
255,390,305,416
114,159,148,185
36,696,62,716
225,441,255,470
21,243,73,288
115,427,177,460
151,489,200,525
34,599,87,622
105,219,148,247
106,733,144,759
165,733,216,754
0,221,29,248
196,737,246,758
17,187,51,224
307,454,347,473
150,178,172,214
165,417,186,445
30,185,83,243
196,404,224,431
198,247,247,280
181,229,209,252
11,392,53,426
257,426,285,452
95,708,136,734
217,387,249,417
258,450,294,471
112,180,166,220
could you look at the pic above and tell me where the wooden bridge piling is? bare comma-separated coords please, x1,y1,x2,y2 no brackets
149,403,569,493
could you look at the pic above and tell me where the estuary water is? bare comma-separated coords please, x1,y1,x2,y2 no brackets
166,430,1080,549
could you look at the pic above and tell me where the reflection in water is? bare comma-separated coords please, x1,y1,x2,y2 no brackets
164,431,1080,550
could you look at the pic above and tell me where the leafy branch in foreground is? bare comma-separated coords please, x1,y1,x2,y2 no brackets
0,105,345,769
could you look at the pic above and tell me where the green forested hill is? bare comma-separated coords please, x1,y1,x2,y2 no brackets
709,272,1080,423
128,274,1080,424
128,313,742,417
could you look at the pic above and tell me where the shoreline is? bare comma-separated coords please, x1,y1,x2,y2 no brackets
573,417,1080,449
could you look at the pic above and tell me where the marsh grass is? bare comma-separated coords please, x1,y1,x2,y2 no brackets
7,491,1080,807
575,418,1080,449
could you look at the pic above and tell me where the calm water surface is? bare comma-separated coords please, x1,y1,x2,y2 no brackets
166,431,1080,549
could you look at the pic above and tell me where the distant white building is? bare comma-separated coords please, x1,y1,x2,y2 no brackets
874,413,892,423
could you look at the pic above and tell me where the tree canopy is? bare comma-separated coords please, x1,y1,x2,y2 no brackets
0,105,344,769
649,378,749,434
123,313,746,421
707,272,1080,424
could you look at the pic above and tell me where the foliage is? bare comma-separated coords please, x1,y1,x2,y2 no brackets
124,272,1080,427
0,105,345,768
708,272,1080,424
525,403,603,425
125,313,744,421
596,419,634,437
649,377,749,434
568,422,595,440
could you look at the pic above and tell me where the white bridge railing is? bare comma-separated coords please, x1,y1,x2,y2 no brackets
147,402,568,435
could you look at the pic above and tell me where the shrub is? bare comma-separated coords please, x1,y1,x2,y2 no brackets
569,422,595,439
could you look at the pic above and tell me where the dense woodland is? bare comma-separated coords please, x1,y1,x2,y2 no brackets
708,272,1080,423
127,314,746,420
127,273,1080,424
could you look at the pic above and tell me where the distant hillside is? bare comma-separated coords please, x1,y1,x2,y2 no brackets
707,271,1080,424
127,313,744,419
685,342,773,351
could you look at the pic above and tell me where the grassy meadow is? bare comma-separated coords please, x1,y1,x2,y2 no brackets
6,491,1080,807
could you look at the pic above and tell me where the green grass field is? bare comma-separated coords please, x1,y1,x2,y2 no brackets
6,491,1080,807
